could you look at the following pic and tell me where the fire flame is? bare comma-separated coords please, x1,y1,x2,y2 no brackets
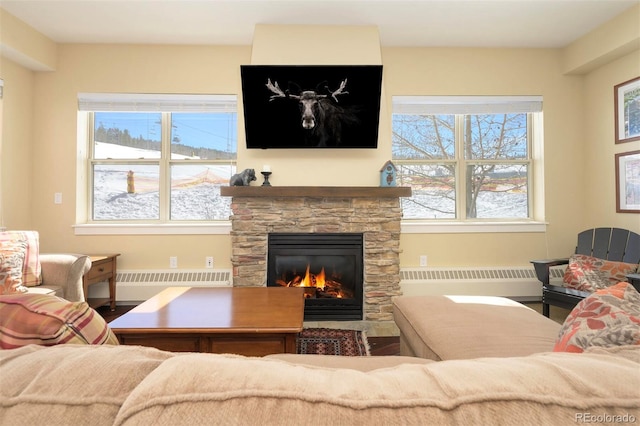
300,264,325,290
316,267,326,289
275,263,351,299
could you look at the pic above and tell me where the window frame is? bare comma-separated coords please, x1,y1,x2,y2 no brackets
75,93,237,235
392,96,546,233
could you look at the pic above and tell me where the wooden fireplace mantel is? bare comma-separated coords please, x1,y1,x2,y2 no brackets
220,186,411,198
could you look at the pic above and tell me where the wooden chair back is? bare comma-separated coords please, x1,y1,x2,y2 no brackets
575,228,640,265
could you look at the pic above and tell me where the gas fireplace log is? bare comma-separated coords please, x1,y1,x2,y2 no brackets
318,288,354,298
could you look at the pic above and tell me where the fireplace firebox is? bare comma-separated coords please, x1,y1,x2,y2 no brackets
267,233,363,321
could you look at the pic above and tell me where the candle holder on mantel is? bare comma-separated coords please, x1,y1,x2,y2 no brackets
261,171,272,186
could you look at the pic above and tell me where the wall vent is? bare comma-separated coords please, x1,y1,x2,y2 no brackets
87,269,232,303
117,269,232,286
399,266,565,300
401,267,564,281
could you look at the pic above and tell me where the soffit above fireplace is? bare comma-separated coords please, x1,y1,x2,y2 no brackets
221,186,411,198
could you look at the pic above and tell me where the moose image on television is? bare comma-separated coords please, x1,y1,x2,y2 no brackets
241,65,383,149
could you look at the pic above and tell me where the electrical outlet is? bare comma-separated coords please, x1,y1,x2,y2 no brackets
205,256,214,269
169,256,178,269
54,193,63,204
419,255,428,267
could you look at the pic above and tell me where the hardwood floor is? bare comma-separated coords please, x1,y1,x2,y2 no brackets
97,301,569,357
96,305,134,323
367,336,400,356
522,301,572,324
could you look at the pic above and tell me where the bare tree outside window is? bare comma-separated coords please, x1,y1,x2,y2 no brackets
393,111,531,220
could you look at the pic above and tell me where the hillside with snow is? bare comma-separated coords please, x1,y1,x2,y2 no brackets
93,142,234,220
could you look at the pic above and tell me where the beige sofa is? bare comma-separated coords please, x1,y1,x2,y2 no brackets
3,289,639,425
1,343,638,425
2,288,640,425
26,254,91,302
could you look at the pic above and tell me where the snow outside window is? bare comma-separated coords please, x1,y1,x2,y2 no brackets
79,93,237,223
392,96,543,221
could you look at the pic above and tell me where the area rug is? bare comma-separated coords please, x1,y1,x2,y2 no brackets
297,328,370,356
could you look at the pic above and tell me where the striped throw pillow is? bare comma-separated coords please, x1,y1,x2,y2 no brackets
0,293,119,349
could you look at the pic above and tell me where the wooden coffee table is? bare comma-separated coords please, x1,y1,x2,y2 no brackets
109,286,305,356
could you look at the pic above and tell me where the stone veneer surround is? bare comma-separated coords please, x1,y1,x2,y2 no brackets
221,186,410,322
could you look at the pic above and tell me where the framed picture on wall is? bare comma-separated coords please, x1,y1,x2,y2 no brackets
615,77,640,143
615,150,640,213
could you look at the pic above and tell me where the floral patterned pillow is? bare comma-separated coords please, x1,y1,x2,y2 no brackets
0,231,42,287
562,254,637,292
553,282,640,353
0,240,29,295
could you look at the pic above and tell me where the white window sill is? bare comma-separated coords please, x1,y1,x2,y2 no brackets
73,222,232,235
401,221,547,233
73,221,545,235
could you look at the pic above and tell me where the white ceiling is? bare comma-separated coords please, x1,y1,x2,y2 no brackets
1,0,638,48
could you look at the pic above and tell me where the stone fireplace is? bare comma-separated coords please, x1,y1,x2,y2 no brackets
221,186,410,325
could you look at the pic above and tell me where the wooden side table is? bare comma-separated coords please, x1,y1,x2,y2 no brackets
83,254,120,311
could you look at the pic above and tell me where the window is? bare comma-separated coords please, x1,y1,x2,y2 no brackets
392,96,543,222
79,93,237,223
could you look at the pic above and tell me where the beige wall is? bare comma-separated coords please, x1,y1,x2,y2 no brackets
1,7,638,273
244,24,390,186
0,57,34,229
29,44,249,268
384,47,586,266
0,8,56,71
562,4,640,75
583,50,640,229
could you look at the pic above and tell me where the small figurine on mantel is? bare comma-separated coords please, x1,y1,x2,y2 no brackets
229,168,257,186
379,161,397,187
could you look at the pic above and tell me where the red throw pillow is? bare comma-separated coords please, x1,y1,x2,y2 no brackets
562,254,637,292
553,282,640,353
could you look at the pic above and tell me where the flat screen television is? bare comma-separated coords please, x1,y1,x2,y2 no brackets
240,65,382,149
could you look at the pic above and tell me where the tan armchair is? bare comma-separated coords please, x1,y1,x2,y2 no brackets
1,230,91,302
29,254,92,302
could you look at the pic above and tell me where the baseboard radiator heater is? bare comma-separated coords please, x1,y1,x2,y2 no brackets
86,269,232,303
400,266,565,301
